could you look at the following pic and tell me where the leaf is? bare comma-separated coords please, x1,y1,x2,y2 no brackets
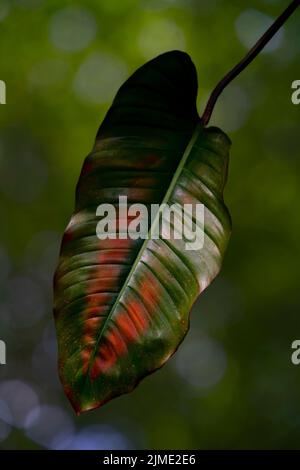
53,51,232,414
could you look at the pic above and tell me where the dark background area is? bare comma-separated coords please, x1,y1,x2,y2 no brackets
0,0,299,449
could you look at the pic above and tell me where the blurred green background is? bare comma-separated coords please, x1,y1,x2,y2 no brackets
0,0,299,450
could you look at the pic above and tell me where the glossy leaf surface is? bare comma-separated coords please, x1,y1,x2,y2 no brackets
53,51,232,413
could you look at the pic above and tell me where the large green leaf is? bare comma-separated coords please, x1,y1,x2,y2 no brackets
53,51,231,414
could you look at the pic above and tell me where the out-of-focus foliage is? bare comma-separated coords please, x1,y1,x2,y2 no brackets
0,0,299,450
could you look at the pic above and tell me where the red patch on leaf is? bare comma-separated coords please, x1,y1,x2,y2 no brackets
80,160,93,177
144,153,160,167
106,329,127,356
116,311,139,342
90,342,116,377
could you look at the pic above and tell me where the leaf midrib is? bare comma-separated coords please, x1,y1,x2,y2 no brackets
86,122,203,375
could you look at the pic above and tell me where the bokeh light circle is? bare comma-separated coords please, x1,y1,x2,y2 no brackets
49,7,97,53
